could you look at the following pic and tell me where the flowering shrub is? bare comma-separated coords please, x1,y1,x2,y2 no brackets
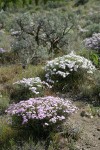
14,77,51,95
0,48,6,53
6,96,77,128
44,52,96,90
84,33,100,53
10,77,51,102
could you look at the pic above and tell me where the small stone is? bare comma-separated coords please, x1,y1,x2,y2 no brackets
80,111,86,117
93,134,95,137
87,145,91,148
82,148,87,150
98,112,100,117
97,128,100,131
85,112,92,118
76,145,80,150
90,115,93,119
80,111,93,118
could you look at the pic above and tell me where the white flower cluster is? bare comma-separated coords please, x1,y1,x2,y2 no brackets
84,33,100,52
44,52,96,84
0,48,6,53
6,96,78,126
14,77,51,95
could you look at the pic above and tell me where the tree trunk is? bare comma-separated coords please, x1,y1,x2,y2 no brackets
43,0,48,5
2,0,8,11
35,0,39,5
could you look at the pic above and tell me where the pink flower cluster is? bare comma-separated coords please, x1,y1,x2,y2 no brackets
0,48,6,53
6,96,77,126
84,33,100,52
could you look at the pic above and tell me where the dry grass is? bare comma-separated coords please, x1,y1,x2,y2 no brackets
0,64,44,95
0,64,44,84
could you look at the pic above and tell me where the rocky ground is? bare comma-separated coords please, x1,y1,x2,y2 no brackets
68,101,100,150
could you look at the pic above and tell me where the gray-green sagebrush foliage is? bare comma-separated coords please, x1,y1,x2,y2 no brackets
12,11,75,66
79,12,100,38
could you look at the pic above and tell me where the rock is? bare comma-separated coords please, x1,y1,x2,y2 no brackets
82,148,88,150
11,31,21,36
80,111,93,118
97,112,100,117
75,145,80,150
86,145,91,148
93,134,95,137
0,48,6,53
85,112,93,118
97,128,100,131
90,115,93,119
80,111,86,117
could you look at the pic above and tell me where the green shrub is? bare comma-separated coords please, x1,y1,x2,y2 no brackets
10,77,50,103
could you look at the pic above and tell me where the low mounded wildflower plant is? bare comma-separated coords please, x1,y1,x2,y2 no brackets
44,52,96,91
0,48,6,53
84,33,100,53
14,77,51,95
11,77,51,102
5,96,77,136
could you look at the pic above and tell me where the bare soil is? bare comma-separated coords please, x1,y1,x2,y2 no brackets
68,102,100,150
